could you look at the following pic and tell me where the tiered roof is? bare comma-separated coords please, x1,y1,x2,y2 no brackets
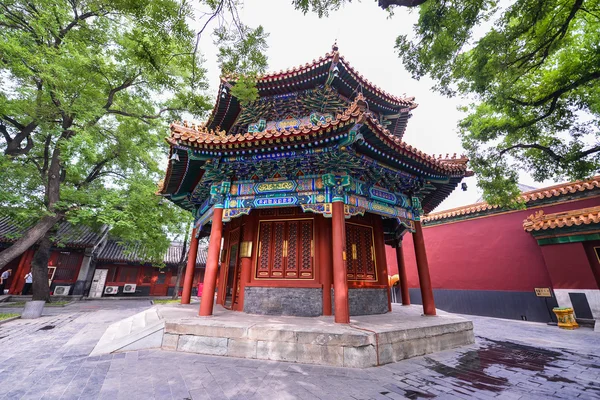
207,44,417,139
160,47,470,215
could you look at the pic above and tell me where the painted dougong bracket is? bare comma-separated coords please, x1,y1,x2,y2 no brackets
323,173,351,202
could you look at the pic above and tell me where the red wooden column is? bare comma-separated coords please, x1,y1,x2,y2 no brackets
331,201,350,323
181,228,199,305
395,242,411,306
319,216,333,316
199,207,224,317
412,221,436,315
237,213,257,311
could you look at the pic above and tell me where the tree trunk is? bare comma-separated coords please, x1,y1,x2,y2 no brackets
171,261,185,300
31,229,54,302
0,213,63,269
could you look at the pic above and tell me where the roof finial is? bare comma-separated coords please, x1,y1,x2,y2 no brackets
332,40,338,52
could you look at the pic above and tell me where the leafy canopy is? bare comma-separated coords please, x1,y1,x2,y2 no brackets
0,0,266,262
395,0,600,205
296,0,600,205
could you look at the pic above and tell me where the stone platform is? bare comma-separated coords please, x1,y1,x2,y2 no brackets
158,304,474,368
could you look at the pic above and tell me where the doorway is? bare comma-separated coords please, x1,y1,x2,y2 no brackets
224,228,241,308
150,270,171,296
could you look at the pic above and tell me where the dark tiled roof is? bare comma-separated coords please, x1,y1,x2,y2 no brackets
0,217,102,248
97,239,207,267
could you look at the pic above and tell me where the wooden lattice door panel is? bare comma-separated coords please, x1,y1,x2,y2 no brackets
256,219,314,279
225,228,241,307
256,222,272,278
286,221,299,277
234,226,244,305
345,223,377,281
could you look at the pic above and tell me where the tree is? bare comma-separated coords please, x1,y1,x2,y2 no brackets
0,0,267,301
297,0,600,206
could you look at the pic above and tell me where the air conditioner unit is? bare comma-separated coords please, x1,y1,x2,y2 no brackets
53,285,71,296
104,286,119,295
123,284,137,293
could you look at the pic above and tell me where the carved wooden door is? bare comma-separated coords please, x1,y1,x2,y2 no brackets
256,219,313,279
345,223,376,281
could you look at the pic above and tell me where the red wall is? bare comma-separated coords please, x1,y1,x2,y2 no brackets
583,241,600,287
386,197,600,292
541,243,599,289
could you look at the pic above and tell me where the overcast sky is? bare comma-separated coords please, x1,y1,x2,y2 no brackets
193,1,547,212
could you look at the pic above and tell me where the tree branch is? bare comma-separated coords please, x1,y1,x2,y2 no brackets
498,143,563,162
2,119,38,156
55,9,107,47
106,107,180,120
508,0,584,70
507,70,600,107
497,143,600,163
377,0,428,8
77,153,120,188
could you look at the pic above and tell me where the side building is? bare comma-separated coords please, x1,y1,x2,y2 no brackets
386,176,600,325
94,239,207,297
0,218,107,296
0,217,207,297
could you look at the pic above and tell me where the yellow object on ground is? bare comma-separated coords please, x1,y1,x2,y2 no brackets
553,307,579,329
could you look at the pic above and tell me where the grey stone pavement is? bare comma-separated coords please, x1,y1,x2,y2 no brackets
0,301,599,399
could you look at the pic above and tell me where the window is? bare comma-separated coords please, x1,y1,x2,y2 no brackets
141,267,153,284
256,219,313,279
118,266,138,283
54,252,81,281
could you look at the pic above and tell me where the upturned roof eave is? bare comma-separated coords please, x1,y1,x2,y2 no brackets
169,100,467,178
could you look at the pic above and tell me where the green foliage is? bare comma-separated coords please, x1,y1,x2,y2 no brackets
215,24,268,105
292,0,347,17
395,0,600,205
0,0,207,260
291,0,600,205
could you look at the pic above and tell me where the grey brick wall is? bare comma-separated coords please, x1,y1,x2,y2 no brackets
244,287,323,316
332,288,389,316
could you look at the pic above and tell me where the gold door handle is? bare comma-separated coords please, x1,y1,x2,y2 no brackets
258,242,262,257
283,240,288,257
311,240,314,257
352,244,357,260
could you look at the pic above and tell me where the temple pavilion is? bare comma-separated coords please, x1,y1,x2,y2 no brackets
158,44,470,323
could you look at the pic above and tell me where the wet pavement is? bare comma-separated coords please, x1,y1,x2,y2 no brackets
0,302,598,399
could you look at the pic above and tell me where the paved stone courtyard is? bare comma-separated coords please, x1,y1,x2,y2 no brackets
0,300,599,399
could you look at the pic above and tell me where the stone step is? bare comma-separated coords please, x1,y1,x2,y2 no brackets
114,316,133,339
131,311,146,332
145,308,160,325
102,323,121,342
90,308,164,356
